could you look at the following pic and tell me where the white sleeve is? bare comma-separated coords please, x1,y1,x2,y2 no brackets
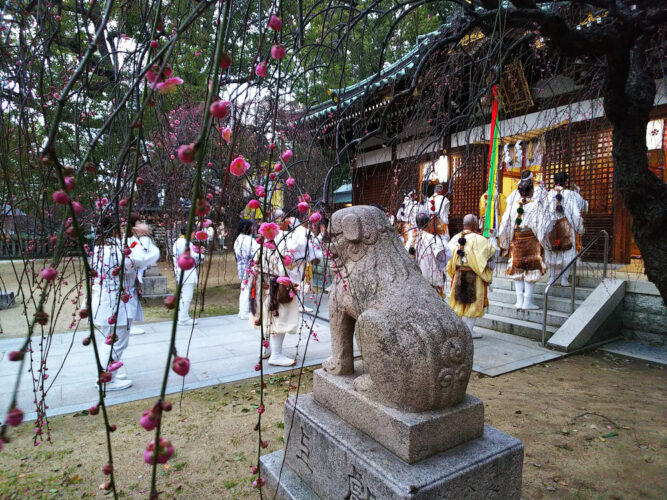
140,236,160,268
566,191,585,234
439,197,450,223
498,196,514,250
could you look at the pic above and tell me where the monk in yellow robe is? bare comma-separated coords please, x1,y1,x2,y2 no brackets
447,214,497,338
479,191,507,229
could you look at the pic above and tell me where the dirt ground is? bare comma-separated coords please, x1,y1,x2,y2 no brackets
0,253,240,339
0,351,664,499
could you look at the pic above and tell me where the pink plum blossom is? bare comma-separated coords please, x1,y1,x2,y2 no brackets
281,149,293,162
5,407,23,427
268,15,283,30
276,276,291,285
177,143,196,163
255,185,266,197
40,267,58,281
219,52,233,69
255,61,268,78
144,437,174,464
195,230,208,241
283,255,293,266
195,199,211,216
8,351,24,361
210,100,231,119
172,356,190,376
229,156,250,176
221,126,232,144
177,252,195,270
71,201,83,215
140,409,159,431
248,199,261,210
155,77,183,94
286,177,296,187
271,44,286,60
108,361,123,372
164,295,176,309
52,190,70,205
258,222,280,241
298,202,309,213
309,212,322,224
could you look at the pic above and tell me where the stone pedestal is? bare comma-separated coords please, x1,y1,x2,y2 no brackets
0,291,15,309
261,364,524,499
140,265,169,303
313,361,484,463
262,395,523,499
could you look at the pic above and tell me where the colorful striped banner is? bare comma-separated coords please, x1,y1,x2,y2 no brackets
483,86,500,238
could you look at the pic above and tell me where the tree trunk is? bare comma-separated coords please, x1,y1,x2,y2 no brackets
604,44,667,305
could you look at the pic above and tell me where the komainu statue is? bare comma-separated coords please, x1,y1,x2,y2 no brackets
324,205,473,412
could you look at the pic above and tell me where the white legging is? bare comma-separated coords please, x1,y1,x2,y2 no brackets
178,283,194,322
99,324,130,367
238,283,251,318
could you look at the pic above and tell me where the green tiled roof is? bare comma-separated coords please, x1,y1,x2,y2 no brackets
304,26,445,121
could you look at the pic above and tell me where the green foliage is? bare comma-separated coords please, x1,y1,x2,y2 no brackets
289,0,448,105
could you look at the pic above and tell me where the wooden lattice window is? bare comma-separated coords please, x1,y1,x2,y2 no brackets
353,163,393,209
449,146,487,219
543,122,614,215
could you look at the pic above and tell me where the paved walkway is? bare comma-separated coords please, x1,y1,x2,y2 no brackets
1,292,562,421
0,314,334,421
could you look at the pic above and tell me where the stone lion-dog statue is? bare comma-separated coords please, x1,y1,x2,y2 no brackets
324,205,473,412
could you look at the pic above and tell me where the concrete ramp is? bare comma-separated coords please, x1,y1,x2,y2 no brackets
547,279,626,352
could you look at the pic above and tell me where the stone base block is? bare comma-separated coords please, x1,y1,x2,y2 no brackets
141,274,168,296
0,291,15,309
262,393,523,500
313,362,484,463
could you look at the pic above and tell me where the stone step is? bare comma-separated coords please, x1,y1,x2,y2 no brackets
486,302,569,327
490,283,593,301
476,313,556,341
488,288,584,313
490,278,597,298
444,293,568,327
493,273,602,288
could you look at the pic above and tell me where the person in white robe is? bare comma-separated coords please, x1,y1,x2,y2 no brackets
251,220,300,367
172,225,204,325
126,215,160,335
234,220,256,320
412,213,452,297
90,216,155,391
545,172,585,286
396,191,425,248
427,183,451,243
498,171,552,310
280,217,324,314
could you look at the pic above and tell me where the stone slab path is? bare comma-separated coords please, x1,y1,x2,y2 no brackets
0,314,334,421
600,339,667,366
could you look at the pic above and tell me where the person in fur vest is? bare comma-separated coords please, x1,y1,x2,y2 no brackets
447,214,497,338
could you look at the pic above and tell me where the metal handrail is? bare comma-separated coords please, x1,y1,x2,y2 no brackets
541,230,609,346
